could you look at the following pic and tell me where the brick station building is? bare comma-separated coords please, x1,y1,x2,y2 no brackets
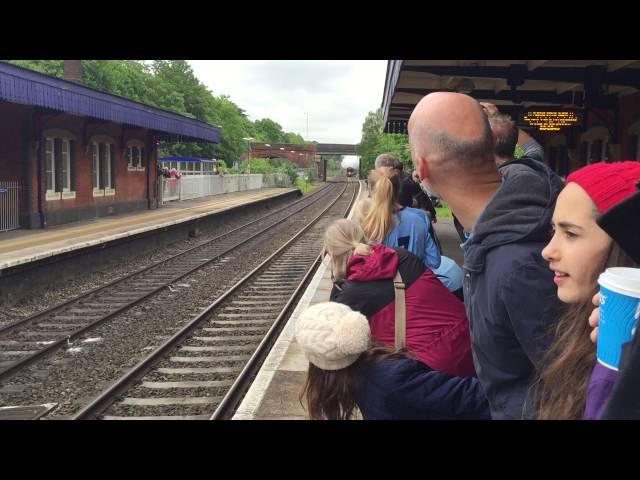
0,61,220,230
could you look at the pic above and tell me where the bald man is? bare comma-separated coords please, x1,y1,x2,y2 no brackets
408,92,563,420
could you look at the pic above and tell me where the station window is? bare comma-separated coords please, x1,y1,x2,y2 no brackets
580,127,609,165
45,139,54,193
630,134,639,161
580,141,588,164
127,145,145,171
590,139,604,163
45,136,75,200
554,146,569,177
92,142,116,196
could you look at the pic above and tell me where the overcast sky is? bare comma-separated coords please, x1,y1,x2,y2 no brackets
188,60,388,168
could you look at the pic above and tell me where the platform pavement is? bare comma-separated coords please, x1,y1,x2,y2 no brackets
0,187,298,272
233,185,466,420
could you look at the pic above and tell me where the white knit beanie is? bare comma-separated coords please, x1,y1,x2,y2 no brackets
295,302,371,371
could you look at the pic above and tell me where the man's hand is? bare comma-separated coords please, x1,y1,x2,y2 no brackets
480,101,536,149
589,292,601,343
480,102,499,119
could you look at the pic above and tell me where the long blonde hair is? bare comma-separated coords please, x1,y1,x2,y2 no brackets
361,167,401,243
324,219,372,282
353,198,372,227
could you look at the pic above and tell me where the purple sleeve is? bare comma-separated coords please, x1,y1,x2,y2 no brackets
583,362,619,420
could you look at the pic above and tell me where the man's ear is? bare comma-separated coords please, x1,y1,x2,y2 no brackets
416,156,429,182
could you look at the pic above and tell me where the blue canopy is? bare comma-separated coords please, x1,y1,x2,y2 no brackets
0,62,221,144
159,156,217,163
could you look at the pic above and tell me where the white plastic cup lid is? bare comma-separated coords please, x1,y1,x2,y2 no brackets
598,267,640,299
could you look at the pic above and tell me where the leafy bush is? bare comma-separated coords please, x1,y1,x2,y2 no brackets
295,177,313,192
217,159,228,173
276,160,299,184
239,158,273,174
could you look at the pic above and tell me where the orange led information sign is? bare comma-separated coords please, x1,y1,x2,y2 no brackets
519,110,582,132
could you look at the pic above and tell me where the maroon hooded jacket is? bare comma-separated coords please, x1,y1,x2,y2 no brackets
330,245,476,378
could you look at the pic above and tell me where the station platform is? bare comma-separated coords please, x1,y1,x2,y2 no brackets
233,187,465,420
0,187,298,273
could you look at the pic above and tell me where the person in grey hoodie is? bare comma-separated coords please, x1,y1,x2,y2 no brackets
481,101,545,169
408,92,564,420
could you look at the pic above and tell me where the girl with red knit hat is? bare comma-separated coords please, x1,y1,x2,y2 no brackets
536,161,640,420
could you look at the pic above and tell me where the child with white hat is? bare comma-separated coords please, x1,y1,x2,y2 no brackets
295,302,490,420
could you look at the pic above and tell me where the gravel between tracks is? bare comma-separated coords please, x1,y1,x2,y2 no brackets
0,191,305,328
0,185,345,417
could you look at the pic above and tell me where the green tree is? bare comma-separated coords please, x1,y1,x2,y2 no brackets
82,60,155,105
240,157,272,174
209,95,255,165
276,160,299,183
150,60,212,121
358,109,384,173
373,133,411,170
357,108,413,175
283,132,305,144
253,118,287,143
9,60,64,77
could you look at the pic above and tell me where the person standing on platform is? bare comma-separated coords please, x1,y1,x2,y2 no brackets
408,92,563,419
296,302,490,420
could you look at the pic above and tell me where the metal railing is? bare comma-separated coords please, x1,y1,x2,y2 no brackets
0,181,19,232
262,173,292,188
160,174,265,204
160,177,181,203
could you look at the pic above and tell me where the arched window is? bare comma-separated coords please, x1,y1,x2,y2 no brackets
42,129,77,200
548,134,569,176
628,120,640,161
90,135,117,197
126,140,145,171
580,126,610,164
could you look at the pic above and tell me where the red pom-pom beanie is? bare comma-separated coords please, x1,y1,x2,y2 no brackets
566,161,640,213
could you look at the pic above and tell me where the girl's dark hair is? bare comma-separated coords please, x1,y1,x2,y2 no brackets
300,345,408,420
536,242,638,420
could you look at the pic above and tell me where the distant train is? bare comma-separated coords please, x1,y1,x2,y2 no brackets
346,167,355,177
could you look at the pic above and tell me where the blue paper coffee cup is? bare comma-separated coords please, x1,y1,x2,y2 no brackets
597,268,640,370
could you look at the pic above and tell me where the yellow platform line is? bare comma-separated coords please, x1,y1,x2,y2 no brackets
0,188,293,254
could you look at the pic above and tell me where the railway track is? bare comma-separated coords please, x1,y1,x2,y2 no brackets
0,183,340,384
72,179,358,420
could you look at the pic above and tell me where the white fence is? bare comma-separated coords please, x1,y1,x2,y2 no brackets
262,173,292,188
161,174,264,204
0,181,20,232
161,178,181,202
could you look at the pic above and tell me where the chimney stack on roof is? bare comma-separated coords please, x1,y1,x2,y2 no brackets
63,60,83,84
